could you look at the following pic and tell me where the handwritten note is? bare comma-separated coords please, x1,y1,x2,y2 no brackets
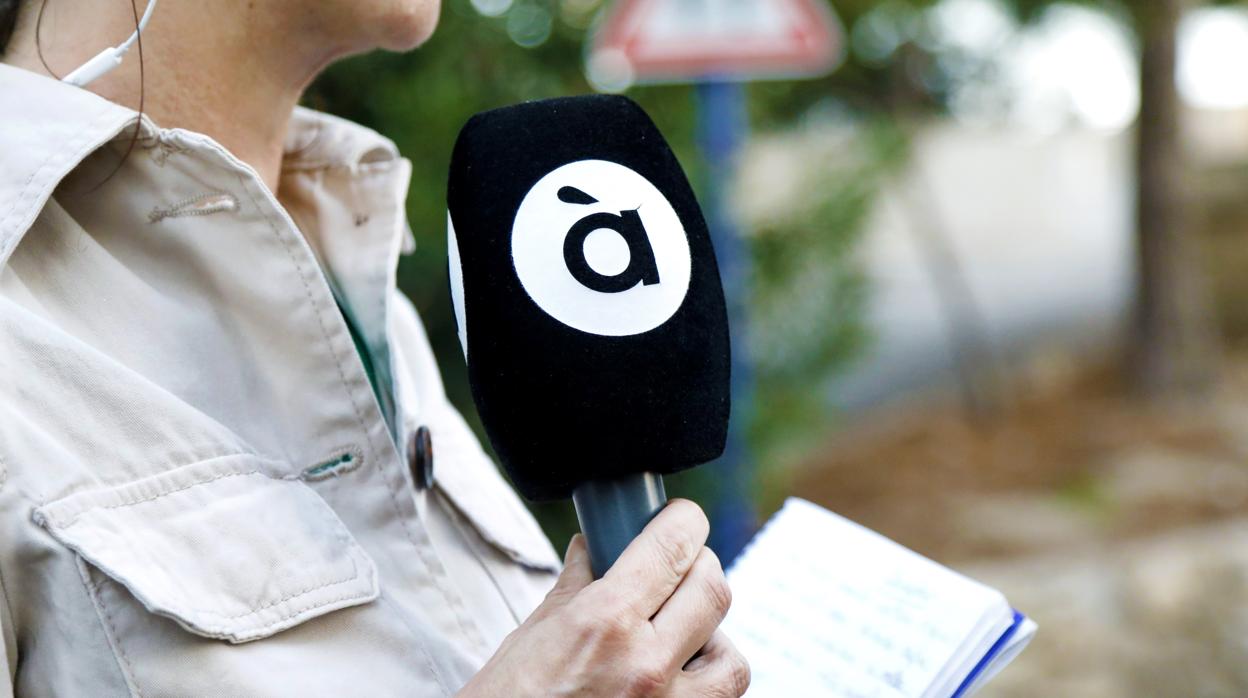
722,499,1010,698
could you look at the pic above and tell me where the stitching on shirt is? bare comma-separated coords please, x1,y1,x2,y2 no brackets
0,551,19,672
170,485,377,633
93,582,145,698
435,488,526,627
44,470,264,529
230,177,376,471
174,566,363,623
147,192,239,223
32,445,247,506
79,561,145,698
138,540,365,626
190,587,379,641
301,446,364,481
147,137,189,166
0,108,130,261
280,159,402,175
231,171,454,693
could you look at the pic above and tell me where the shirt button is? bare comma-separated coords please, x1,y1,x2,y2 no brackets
408,425,434,490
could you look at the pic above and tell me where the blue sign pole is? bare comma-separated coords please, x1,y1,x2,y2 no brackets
696,79,755,562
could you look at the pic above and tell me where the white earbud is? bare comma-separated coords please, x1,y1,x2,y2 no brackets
62,0,158,87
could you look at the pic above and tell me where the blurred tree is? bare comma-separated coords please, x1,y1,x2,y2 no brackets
851,0,1223,401
989,0,1221,400
758,0,1228,401
1123,0,1220,400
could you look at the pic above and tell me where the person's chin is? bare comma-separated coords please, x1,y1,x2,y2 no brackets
376,0,442,51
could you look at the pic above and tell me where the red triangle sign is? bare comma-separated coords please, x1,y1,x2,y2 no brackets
588,0,844,88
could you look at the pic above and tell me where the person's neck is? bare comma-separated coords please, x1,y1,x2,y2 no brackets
4,1,339,191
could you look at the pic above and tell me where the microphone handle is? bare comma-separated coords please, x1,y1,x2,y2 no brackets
572,472,668,578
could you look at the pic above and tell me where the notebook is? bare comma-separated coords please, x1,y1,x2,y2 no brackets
723,498,1036,698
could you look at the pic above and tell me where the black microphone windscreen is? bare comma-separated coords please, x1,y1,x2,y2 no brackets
447,95,729,501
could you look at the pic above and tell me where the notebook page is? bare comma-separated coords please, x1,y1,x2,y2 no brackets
723,499,1007,698
926,602,1013,698
946,611,1024,698
962,617,1037,696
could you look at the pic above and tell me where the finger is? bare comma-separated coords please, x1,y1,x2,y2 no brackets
533,535,592,617
682,630,734,672
652,547,731,669
674,631,751,697
601,499,709,619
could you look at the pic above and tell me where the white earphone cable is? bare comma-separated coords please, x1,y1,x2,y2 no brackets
61,0,157,87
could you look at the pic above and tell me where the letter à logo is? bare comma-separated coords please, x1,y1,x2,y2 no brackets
511,160,691,336
557,186,660,294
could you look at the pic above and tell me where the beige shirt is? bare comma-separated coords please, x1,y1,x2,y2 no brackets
0,63,560,696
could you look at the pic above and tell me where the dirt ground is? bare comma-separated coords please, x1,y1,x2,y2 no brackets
792,357,1248,563
788,355,1248,696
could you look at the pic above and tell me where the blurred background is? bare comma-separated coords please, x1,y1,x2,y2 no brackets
306,0,1248,694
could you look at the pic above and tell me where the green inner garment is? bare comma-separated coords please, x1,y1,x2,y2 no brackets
325,272,399,445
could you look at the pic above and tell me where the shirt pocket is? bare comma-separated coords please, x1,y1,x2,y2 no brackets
30,454,449,697
33,453,378,644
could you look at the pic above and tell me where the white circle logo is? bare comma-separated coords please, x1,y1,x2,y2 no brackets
511,159,692,336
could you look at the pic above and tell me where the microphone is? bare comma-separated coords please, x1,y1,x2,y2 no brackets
446,95,730,578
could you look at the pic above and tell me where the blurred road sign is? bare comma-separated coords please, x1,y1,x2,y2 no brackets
587,0,844,88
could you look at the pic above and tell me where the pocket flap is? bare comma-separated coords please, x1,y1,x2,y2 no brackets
33,454,379,644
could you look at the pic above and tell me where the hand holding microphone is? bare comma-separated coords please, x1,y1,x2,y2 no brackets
458,501,750,697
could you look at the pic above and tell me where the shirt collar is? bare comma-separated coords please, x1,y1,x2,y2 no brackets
0,63,138,268
0,63,416,269
282,106,402,172
280,106,418,256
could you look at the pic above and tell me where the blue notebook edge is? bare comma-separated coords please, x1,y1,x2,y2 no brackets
949,610,1025,698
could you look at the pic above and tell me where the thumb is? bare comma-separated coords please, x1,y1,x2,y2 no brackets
535,534,593,615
